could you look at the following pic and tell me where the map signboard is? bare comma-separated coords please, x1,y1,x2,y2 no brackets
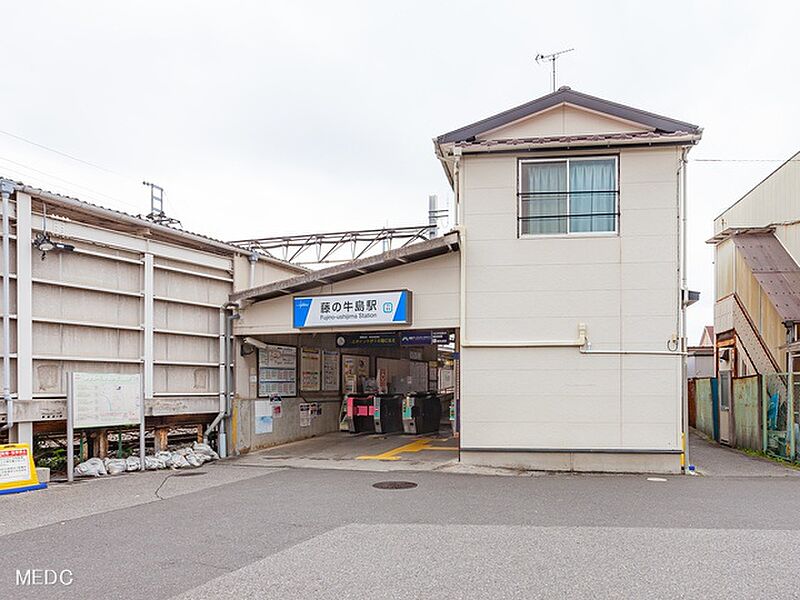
71,372,142,429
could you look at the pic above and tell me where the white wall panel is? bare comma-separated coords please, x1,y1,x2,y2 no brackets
33,285,141,327
459,142,683,452
154,269,229,305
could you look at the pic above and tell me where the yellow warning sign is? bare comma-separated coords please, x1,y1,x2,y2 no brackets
0,443,46,495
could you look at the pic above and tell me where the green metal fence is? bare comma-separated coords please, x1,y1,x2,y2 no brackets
762,372,797,461
732,375,760,451
693,373,800,462
695,378,714,439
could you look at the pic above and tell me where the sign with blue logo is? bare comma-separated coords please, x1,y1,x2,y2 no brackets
293,290,411,328
399,330,454,346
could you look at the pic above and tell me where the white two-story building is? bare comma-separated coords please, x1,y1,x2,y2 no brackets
230,86,702,473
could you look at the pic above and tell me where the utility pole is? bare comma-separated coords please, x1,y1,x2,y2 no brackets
535,48,574,92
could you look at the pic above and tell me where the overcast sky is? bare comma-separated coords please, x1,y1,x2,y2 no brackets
1,1,798,341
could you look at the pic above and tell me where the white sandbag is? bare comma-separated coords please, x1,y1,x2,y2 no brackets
104,458,128,475
155,450,172,463
192,442,219,461
125,456,141,471
167,452,189,469
74,457,107,477
185,452,202,468
145,455,165,470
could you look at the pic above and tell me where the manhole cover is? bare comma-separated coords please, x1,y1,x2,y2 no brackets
372,481,418,490
173,471,207,477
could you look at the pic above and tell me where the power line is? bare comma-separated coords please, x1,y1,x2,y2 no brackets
692,158,799,163
0,126,188,213
0,155,140,210
0,127,133,179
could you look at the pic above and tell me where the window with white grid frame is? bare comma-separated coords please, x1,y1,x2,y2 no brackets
518,157,618,236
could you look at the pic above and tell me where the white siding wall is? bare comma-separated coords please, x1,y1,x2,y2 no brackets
714,150,800,246
460,146,682,451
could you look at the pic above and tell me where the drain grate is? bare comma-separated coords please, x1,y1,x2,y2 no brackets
173,471,207,477
372,481,418,490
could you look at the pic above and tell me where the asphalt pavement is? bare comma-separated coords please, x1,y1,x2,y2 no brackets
1,434,799,599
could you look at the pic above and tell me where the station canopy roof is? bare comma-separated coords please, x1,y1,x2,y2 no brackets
230,231,460,304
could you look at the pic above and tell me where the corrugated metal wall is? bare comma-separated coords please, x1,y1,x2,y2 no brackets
3,192,234,432
695,378,714,439
732,375,761,451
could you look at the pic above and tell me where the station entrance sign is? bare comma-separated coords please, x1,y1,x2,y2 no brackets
293,290,411,328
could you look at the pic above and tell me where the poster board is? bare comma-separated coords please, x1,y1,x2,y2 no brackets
322,350,340,392
300,347,322,392
258,344,297,397
342,354,369,393
299,403,312,427
428,361,438,392
411,361,428,393
0,444,45,495
439,368,454,391
254,400,274,434
71,372,142,429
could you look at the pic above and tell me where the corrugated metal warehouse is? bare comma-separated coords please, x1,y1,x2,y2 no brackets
0,182,303,455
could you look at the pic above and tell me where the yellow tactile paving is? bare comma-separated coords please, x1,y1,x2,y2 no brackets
357,437,457,461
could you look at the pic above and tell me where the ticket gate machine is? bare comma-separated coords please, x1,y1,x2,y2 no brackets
373,394,404,434
402,391,442,434
345,394,376,434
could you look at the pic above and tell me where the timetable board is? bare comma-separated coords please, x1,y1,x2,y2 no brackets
258,345,297,397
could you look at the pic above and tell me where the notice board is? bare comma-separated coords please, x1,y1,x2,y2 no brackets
71,372,142,429
300,347,322,392
342,354,369,393
410,361,428,393
322,350,340,392
258,344,297,397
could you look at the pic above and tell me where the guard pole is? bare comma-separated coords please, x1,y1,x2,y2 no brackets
139,374,146,471
66,373,74,483
789,371,796,461
762,374,768,453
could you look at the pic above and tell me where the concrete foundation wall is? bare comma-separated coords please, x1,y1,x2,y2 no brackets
460,450,682,474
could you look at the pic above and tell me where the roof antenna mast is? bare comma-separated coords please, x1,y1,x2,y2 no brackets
142,181,182,228
535,48,574,92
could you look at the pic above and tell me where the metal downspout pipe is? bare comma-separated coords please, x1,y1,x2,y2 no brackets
1,180,14,433
680,148,690,471
204,303,239,457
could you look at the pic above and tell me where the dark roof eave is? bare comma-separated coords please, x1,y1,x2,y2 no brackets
436,88,701,144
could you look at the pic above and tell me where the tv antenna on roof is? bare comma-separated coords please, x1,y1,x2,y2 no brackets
142,181,182,228
535,48,574,92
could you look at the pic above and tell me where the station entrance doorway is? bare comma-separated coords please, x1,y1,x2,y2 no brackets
239,328,459,465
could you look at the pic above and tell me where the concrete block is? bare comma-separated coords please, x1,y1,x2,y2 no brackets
35,467,50,484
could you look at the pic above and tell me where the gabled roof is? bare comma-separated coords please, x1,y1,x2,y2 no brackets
231,232,460,304
732,232,800,323
436,87,701,144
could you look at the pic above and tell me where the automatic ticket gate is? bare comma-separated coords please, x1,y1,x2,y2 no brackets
402,391,442,434
373,394,404,434
345,394,376,434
